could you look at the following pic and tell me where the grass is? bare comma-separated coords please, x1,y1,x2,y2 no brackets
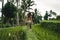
26,29,39,40
32,24,60,40
22,26,39,40
0,26,26,40
41,20,60,23
0,24,60,40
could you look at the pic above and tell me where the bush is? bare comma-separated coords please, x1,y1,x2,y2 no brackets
40,20,60,33
56,15,60,20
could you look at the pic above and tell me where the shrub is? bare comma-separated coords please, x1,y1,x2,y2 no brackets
40,20,60,33
56,15,60,20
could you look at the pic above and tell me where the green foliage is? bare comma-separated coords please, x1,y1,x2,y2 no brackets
44,11,49,20
2,2,17,18
49,18,56,20
56,15,60,20
44,10,57,20
2,23,12,28
50,10,57,16
40,20,60,33
2,2,17,25
21,0,34,19
21,0,34,10
0,26,26,40
38,16,42,20
32,24,60,40
32,9,42,24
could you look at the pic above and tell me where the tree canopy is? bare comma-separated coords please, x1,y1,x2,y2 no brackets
44,11,49,20
2,2,17,18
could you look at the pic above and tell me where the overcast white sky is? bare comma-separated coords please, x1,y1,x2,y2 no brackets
0,0,60,16
32,0,60,16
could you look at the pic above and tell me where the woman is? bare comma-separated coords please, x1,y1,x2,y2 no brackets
25,12,32,29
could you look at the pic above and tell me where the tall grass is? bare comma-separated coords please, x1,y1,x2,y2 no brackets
0,26,26,40
32,24,60,40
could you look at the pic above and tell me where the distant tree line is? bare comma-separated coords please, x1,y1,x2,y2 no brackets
44,10,58,20
1,0,60,28
1,0,42,27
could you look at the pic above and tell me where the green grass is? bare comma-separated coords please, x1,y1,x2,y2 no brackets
22,26,39,40
41,20,60,23
0,24,60,40
0,26,26,40
32,24,60,40
26,29,39,40
40,20,60,33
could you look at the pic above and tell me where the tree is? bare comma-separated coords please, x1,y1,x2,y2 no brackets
21,0,34,11
44,11,49,20
1,0,4,27
38,16,42,20
21,0,34,20
16,0,20,25
10,0,34,24
2,2,17,24
8,0,20,25
32,8,41,24
56,15,60,20
18,9,23,22
50,10,56,16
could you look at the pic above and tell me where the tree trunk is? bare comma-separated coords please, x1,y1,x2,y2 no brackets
1,0,4,27
16,0,19,25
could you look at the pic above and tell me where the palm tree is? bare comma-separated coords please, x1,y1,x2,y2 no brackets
50,10,57,16
10,0,34,25
21,0,34,20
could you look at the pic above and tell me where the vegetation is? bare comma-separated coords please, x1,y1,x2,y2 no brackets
2,2,17,26
0,26,26,40
32,24,60,40
44,10,57,20
40,20,60,33
32,9,42,24
21,0,34,20
0,0,60,40
50,10,57,16
44,11,49,20
0,24,60,40
56,15,60,20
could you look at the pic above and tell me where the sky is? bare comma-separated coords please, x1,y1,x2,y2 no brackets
32,0,60,16
0,0,60,17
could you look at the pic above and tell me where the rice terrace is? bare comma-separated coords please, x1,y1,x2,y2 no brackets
0,0,60,40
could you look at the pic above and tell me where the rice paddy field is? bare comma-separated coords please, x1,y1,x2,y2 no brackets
0,22,60,40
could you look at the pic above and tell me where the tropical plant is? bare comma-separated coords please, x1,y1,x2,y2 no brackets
50,10,57,16
2,2,17,25
32,8,41,24
21,0,34,19
44,11,49,20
